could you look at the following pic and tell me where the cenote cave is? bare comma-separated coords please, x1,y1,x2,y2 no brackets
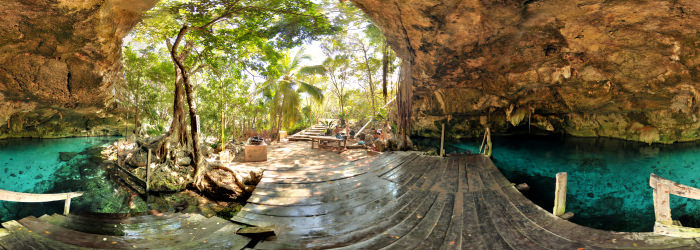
4,0,700,249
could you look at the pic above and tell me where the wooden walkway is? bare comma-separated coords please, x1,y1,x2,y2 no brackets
0,213,251,249
233,152,700,249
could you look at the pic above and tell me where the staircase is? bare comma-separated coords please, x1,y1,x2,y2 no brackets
288,124,327,141
0,213,252,249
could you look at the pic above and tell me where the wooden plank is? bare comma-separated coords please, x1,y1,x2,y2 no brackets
413,157,445,190
242,181,410,217
483,187,590,250
476,164,591,250
234,186,419,235
17,216,132,249
181,224,250,250
243,154,700,249
330,192,441,250
0,189,82,203
653,184,672,224
381,193,449,249
277,191,431,248
650,173,700,200
253,191,436,249
471,182,512,249
414,193,454,249
438,157,466,250
461,192,486,249
478,190,540,249
291,189,427,239
553,172,567,217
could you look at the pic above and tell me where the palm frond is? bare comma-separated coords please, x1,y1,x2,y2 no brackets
297,81,324,102
299,65,326,76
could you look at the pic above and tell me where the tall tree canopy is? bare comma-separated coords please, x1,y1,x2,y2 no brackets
132,0,336,190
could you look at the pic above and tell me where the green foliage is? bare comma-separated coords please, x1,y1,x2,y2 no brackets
120,0,401,144
260,50,324,130
119,45,175,132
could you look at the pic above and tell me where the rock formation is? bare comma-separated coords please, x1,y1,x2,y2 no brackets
0,0,157,138
352,0,700,143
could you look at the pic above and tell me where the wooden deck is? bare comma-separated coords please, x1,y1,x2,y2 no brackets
233,151,700,249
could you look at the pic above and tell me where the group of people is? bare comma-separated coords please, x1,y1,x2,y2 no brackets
330,122,393,151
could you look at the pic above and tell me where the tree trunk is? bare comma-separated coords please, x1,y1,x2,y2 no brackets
276,107,282,142
170,25,205,190
168,63,189,147
360,42,376,115
382,42,389,104
220,109,225,150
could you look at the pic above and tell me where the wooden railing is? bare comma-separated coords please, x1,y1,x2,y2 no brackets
478,127,492,157
354,97,396,139
0,189,83,215
649,173,700,237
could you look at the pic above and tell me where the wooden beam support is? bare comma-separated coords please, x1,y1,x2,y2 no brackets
553,172,567,217
440,123,445,157
146,149,151,193
63,196,72,215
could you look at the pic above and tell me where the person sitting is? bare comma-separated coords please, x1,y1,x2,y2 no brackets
334,126,345,140
373,129,380,141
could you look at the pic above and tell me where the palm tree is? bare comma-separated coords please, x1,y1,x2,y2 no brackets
260,50,324,141
300,55,352,125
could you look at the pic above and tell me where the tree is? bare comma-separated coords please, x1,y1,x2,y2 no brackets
364,24,397,105
302,37,354,124
121,45,176,136
260,50,324,141
138,0,335,190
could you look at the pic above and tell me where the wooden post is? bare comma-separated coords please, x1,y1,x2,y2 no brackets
146,149,151,192
653,183,672,223
63,195,71,215
440,123,445,157
553,172,567,217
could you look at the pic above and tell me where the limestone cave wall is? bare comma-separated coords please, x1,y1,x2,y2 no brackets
0,0,156,138
352,0,700,143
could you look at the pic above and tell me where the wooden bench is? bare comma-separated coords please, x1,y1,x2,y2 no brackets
309,136,346,149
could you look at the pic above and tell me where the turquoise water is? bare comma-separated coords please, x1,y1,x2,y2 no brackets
0,137,125,222
415,135,700,232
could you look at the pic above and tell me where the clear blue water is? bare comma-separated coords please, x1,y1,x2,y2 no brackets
415,135,700,232
0,137,124,222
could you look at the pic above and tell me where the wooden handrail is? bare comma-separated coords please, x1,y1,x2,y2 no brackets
649,173,700,199
354,97,396,139
649,173,700,237
0,189,83,215
478,128,492,157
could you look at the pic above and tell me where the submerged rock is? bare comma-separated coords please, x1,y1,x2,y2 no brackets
58,152,78,162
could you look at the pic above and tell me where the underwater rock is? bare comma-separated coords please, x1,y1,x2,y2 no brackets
353,0,700,143
58,152,78,162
